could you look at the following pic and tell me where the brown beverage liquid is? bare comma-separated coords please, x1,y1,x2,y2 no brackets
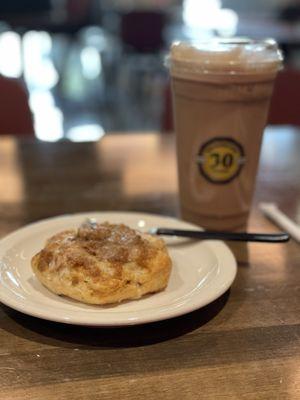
170,40,282,230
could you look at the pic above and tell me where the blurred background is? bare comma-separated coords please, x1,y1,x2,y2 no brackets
1,0,300,141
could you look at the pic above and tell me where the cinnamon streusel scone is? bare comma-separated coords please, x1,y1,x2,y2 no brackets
31,221,172,305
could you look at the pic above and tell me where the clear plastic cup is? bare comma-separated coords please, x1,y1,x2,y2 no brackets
169,38,283,230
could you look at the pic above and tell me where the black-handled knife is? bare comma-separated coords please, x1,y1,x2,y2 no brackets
150,228,290,243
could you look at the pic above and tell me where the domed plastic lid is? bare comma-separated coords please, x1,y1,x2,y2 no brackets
169,38,283,82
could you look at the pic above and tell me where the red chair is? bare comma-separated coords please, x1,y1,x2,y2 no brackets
0,75,34,136
268,68,300,126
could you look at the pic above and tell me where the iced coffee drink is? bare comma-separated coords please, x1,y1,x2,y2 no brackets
169,39,283,230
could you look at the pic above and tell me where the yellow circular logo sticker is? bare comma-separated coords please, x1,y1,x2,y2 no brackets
197,137,245,184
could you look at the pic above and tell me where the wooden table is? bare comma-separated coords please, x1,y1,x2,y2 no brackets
0,128,299,399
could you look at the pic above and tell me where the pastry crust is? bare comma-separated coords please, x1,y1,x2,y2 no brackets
31,222,172,305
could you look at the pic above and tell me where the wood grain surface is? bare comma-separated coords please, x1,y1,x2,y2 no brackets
0,129,299,400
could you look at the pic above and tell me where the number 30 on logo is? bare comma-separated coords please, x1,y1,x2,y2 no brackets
197,137,245,184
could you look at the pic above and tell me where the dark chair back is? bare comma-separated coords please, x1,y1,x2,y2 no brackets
120,11,166,53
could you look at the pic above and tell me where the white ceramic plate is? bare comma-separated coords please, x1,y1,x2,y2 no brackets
0,212,237,326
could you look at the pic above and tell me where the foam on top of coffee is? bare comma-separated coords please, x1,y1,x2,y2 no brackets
170,39,283,81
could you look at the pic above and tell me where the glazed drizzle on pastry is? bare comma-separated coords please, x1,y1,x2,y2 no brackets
37,222,163,275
